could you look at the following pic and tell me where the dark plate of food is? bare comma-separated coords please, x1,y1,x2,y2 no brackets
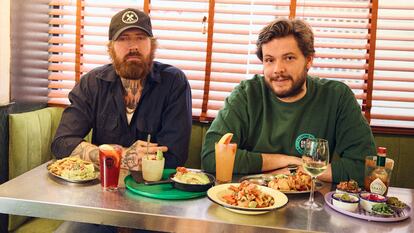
143,167,215,192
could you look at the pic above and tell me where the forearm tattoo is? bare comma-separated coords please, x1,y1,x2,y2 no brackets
122,141,140,170
70,142,99,166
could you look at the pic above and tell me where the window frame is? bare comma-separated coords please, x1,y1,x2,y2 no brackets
47,0,414,135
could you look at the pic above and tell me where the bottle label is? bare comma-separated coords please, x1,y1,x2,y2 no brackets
370,178,387,195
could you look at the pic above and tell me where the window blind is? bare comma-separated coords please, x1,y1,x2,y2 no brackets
370,1,414,129
206,0,291,118
47,0,414,132
149,0,209,118
295,0,373,113
48,0,145,105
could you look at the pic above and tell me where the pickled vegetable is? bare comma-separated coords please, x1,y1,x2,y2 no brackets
386,196,406,208
340,194,352,202
372,203,394,216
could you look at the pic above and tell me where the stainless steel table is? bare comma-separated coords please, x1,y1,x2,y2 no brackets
0,163,412,233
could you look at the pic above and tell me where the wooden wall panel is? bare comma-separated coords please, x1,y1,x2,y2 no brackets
396,137,414,188
374,134,414,189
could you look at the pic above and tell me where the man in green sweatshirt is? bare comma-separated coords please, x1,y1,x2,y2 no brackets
201,18,376,185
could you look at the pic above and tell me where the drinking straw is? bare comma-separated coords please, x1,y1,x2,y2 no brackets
146,134,151,159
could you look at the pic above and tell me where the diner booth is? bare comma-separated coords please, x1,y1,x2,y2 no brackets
0,0,414,232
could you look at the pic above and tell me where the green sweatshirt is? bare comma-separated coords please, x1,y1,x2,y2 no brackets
201,75,376,184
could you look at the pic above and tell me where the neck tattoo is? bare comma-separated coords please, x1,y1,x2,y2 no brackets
121,78,144,111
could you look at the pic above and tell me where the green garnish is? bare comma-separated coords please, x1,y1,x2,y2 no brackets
340,194,352,202
248,201,258,208
372,203,394,216
386,197,406,208
156,149,164,160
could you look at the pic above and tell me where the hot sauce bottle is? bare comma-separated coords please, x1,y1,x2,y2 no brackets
364,147,390,195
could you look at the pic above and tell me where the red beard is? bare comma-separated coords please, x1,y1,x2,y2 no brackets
111,50,153,80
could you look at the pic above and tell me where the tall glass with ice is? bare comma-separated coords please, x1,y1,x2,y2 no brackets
215,142,237,184
99,144,122,191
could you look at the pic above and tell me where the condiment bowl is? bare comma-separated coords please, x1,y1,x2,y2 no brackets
359,192,387,212
332,193,359,212
335,180,361,196
335,189,360,196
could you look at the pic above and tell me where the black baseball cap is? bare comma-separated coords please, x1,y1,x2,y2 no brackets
108,8,153,40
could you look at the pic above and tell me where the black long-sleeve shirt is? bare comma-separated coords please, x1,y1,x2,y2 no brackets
51,61,192,168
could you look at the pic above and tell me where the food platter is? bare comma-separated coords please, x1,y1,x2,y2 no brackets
207,183,288,215
47,158,99,183
239,174,321,194
48,169,99,183
325,191,412,222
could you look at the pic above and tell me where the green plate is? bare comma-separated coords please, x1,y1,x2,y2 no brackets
124,169,207,200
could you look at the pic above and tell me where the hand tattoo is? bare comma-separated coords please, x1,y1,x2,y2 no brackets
70,142,99,166
122,141,140,170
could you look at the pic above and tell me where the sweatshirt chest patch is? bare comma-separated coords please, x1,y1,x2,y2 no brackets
295,133,315,154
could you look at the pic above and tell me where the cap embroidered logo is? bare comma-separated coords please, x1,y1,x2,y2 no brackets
122,11,139,24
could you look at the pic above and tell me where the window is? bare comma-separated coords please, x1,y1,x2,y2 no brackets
48,0,414,132
150,0,209,118
371,1,414,130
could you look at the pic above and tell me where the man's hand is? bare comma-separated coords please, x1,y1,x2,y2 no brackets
297,164,333,182
261,153,302,172
121,140,168,171
70,141,99,167
264,167,292,175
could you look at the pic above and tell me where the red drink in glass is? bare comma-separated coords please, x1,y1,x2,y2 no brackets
99,144,122,191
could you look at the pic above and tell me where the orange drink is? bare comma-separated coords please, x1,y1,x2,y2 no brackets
99,144,122,191
215,143,237,184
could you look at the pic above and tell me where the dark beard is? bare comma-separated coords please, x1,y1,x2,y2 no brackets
267,68,307,99
111,51,152,80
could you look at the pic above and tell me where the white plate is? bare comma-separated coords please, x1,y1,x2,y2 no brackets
225,207,270,215
207,183,288,215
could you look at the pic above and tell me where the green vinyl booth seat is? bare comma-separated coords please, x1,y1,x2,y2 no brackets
8,107,65,232
7,107,209,232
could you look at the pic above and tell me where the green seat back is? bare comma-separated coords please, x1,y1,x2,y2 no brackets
185,122,210,169
8,107,64,231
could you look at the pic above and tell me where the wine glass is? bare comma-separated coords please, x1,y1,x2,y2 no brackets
300,138,330,210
